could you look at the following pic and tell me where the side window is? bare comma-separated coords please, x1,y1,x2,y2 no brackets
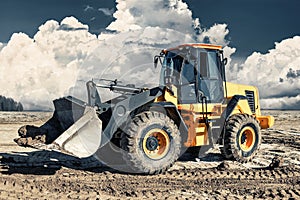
207,52,219,79
199,52,208,78
199,51,219,79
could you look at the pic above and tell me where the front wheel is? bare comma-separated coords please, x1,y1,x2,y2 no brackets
120,111,181,174
220,113,261,163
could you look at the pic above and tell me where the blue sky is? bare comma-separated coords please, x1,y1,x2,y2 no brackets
0,0,299,58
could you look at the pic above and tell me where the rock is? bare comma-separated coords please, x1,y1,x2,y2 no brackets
217,161,230,170
18,125,41,138
268,156,284,169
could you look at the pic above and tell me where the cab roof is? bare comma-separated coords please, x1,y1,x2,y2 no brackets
167,43,223,51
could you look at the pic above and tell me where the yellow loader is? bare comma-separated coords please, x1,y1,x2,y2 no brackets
17,43,274,174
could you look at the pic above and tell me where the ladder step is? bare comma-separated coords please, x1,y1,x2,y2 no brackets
195,127,205,133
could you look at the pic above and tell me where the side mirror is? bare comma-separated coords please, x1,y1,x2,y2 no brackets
154,56,159,68
223,58,228,66
154,55,163,68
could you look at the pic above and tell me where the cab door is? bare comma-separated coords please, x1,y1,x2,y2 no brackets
198,50,224,104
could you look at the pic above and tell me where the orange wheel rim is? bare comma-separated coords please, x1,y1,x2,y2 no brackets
239,127,256,152
142,128,170,160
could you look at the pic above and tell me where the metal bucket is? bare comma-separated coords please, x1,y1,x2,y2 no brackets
41,96,102,158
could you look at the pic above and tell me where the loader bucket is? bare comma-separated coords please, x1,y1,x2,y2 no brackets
16,96,102,158
51,96,102,158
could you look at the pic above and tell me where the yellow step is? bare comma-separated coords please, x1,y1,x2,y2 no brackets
195,127,206,133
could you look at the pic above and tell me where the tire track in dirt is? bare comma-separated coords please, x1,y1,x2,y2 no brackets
1,137,299,199
0,164,299,199
0,167,300,199
0,110,299,199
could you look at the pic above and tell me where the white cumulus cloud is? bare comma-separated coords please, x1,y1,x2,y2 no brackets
260,94,300,110
0,17,100,110
0,42,4,51
197,24,230,46
106,0,194,33
229,36,300,109
0,0,234,110
7,0,298,110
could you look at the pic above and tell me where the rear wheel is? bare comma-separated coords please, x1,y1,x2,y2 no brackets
220,113,261,162
121,111,181,174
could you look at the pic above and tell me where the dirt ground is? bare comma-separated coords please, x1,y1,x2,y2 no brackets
0,110,299,199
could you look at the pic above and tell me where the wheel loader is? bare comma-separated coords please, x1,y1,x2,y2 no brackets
16,43,274,174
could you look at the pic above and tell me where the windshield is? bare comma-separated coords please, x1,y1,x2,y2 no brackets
159,51,183,86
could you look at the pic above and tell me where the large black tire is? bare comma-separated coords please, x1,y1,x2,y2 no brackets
120,111,181,174
220,113,261,163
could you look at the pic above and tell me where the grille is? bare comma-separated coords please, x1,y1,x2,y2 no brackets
245,90,255,113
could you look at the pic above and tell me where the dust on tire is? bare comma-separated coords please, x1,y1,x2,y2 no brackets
221,113,261,162
120,111,181,174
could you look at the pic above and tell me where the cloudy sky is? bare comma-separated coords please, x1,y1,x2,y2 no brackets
1,0,299,58
0,0,299,110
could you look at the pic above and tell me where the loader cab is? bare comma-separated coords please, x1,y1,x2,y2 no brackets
159,44,226,104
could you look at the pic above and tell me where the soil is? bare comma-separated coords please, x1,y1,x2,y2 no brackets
0,110,299,199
